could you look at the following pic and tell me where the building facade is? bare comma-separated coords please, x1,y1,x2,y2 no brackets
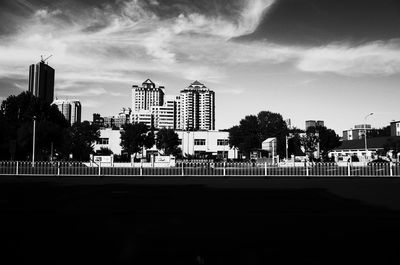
391,121,400,136
93,129,238,160
151,97,176,129
131,79,164,112
52,99,81,125
342,124,374,141
93,108,131,129
305,120,324,130
29,60,55,104
178,81,215,131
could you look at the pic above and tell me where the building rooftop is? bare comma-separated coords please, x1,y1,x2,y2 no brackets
334,136,400,151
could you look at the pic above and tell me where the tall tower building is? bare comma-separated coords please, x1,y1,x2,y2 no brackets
131,79,165,112
29,59,55,104
178,81,215,131
52,99,81,126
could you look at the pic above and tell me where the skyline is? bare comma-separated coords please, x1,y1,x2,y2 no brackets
0,0,400,133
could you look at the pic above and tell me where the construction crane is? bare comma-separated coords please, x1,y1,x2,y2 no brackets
40,55,53,64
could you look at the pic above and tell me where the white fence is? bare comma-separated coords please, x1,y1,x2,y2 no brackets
0,161,399,177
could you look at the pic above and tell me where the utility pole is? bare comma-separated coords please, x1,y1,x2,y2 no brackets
32,116,36,167
364,113,374,157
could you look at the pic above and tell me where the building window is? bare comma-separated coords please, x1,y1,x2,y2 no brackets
178,139,182,145
217,139,229,146
97,138,109,145
194,139,206,145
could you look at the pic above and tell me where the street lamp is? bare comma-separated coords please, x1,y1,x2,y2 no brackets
32,116,37,167
364,112,374,156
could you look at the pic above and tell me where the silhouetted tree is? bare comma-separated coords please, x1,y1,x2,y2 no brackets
96,147,113,156
306,125,341,160
0,92,69,160
65,121,100,161
156,128,181,156
120,123,155,157
228,111,288,158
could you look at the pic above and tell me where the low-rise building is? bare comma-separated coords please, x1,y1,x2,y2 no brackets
93,129,238,160
342,124,374,141
391,121,400,136
93,128,122,155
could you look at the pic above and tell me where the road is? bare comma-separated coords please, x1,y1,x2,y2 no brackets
2,176,400,264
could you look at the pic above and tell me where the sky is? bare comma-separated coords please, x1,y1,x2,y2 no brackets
0,0,399,134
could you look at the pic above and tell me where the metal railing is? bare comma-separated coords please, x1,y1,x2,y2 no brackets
0,161,399,177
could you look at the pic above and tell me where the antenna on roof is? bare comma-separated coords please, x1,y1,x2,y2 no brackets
40,55,53,64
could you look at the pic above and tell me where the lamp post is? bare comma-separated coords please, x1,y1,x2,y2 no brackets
32,116,36,167
364,112,374,157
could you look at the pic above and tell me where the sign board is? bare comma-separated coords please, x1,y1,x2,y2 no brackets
94,156,111,163
155,156,170,163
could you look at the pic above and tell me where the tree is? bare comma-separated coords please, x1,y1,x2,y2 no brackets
257,111,288,157
120,123,155,157
65,121,100,161
156,128,181,156
306,125,341,160
228,111,288,158
287,127,306,157
96,147,113,156
383,138,400,159
0,92,70,160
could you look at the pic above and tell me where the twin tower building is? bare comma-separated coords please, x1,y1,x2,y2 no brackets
132,79,215,131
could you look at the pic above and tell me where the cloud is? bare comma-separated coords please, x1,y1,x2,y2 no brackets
1,0,400,105
296,40,400,76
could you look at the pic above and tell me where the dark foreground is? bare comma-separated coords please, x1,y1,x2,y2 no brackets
2,176,400,264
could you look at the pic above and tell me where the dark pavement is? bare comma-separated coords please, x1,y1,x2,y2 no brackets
2,176,400,264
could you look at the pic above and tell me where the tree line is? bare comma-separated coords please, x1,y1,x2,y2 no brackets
0,92,181,161
228,111,341,161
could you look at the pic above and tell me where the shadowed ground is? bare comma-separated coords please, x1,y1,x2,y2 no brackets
2,176,400,264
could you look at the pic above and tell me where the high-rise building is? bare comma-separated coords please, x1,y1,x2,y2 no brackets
131,79,165,112
151,97,176,129
178,81,215,131
52,99,81,125
29,59,55,104
305,120,324,130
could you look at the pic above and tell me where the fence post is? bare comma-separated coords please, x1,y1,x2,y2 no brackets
264,162,267,176
390,162,393,177
98,162,101,176
223,162,226,176
140,163,143,176
181,162,184,176
306,163,309,176
347,163,351,177
16,161,19,176
57,162,60,176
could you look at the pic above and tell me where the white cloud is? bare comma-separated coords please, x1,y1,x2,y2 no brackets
1,0,400,104
296,40,400,76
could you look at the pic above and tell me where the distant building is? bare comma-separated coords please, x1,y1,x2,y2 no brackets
131,110,153,128
151,97,176,129
391,121,400,136
131,79,164,113
342,124,374,141
29,59,55,104
305,120,324,130
178,81,215,131
284,119,292,130
52,99,81,125
330,136,400,161
93,108,131,129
